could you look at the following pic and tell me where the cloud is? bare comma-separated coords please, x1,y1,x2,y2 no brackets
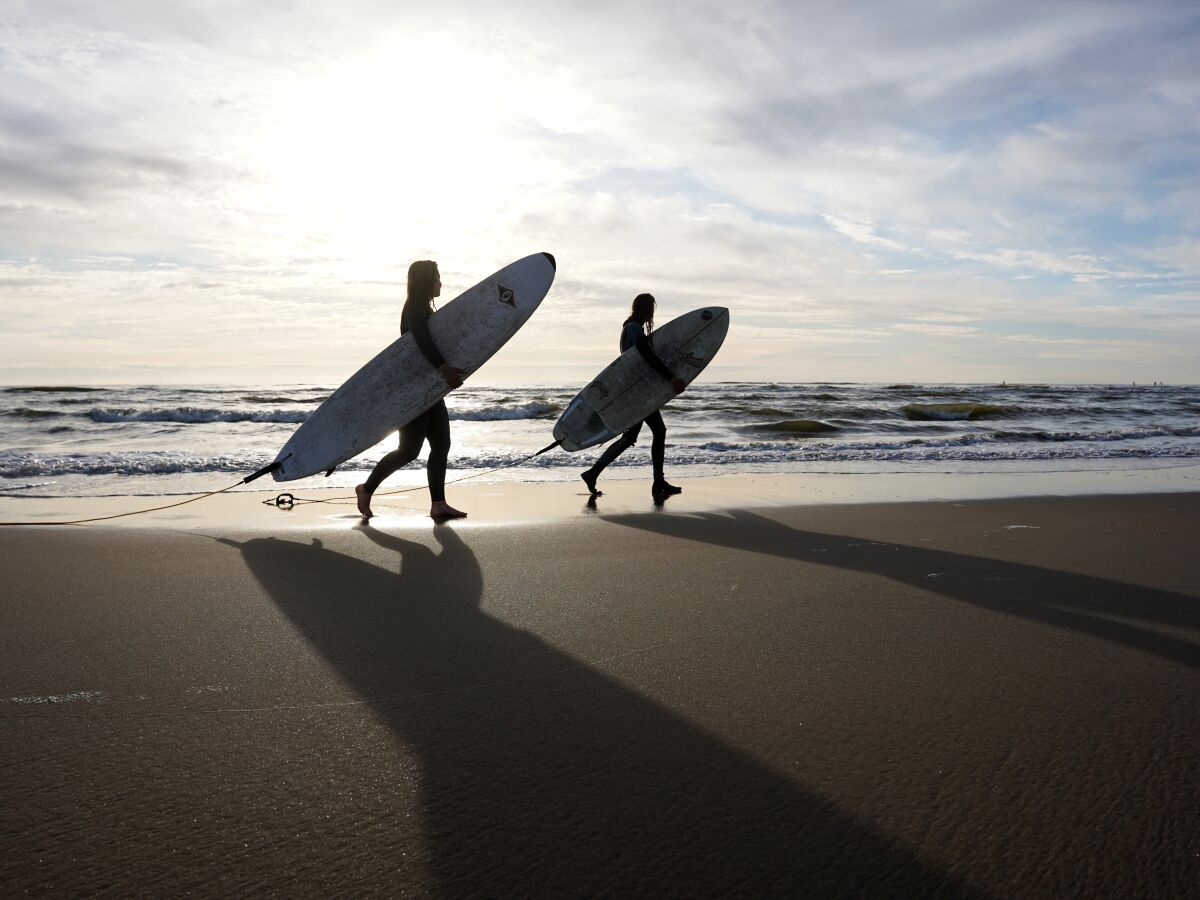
894,323,979,336
822,216,909,252
0,0,1198,383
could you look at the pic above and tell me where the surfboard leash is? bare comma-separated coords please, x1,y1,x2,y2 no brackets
263,439,563,510
0,462,285,527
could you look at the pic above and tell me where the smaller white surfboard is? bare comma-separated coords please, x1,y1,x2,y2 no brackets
553,307,729,452
271,252,556,482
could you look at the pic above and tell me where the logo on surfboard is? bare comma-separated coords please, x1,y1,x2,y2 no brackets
497,284,516,307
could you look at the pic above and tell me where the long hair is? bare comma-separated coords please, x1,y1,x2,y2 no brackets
407,260,440,311
630,292,656,334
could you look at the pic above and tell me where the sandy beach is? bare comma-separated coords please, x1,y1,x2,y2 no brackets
1,479,1198,897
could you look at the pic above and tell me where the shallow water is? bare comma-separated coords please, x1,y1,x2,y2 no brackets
2,382,1197,497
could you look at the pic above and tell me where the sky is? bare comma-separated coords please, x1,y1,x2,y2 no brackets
1,0,1198,385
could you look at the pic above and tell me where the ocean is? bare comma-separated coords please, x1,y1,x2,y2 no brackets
2,382,1198,499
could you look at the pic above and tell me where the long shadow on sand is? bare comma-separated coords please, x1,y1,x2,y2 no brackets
601,509,1200,668
223,525,979,898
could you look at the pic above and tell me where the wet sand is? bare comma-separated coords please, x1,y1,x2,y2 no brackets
1,488,1198,896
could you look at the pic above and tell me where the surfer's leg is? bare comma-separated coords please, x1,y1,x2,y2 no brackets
647,411,681,496
582,421,643,492
647,411,667,480
357,413,430,515
424,401,451,502
425,401,466,519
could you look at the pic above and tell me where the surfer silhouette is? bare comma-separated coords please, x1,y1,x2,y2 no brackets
580,293,685,499
356,260,467,520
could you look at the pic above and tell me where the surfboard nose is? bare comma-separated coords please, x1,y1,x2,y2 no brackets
542,252,556,271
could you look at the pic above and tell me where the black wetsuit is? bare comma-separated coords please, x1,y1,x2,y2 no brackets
585,318,674,482
363,298,451,500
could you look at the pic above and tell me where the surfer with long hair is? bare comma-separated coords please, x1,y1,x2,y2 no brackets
356,260,467,520
580,292,686,499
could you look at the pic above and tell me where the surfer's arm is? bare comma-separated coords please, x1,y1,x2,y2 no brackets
634,334,675,382
405,302,447,370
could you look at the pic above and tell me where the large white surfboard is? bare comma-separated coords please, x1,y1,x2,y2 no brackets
271,252,556,481
553,307,729,452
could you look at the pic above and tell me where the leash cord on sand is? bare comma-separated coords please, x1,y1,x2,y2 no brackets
0,460,286,527
264,440,562,509
0,480,247,527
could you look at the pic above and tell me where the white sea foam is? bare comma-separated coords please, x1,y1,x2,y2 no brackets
89,407,309,424
449,400,560,421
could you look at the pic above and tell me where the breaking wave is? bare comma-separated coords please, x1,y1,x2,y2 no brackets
88,407,310,424
449,400,560,421
902,403,1022,421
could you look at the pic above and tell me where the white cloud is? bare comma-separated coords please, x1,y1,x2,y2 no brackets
0,0,1198,383
894,323,979,336
822,216,909,251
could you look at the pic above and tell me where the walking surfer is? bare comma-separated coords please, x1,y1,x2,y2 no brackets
356,260,468,520
580,293,685,499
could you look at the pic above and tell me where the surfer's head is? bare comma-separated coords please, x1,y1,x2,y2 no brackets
631,292,656,331
407,260,442,308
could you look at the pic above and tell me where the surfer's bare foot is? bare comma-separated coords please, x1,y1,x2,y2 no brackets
581,471,602,496
652,480,682,497
355,484,374,518
430,501,467,520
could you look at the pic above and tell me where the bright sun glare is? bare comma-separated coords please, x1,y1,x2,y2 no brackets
256,37,556,261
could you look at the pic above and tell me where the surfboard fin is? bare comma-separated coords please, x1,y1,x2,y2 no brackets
324,467,336,477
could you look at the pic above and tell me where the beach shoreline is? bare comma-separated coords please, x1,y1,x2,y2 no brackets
3,463,1200,529
5,381,1198,511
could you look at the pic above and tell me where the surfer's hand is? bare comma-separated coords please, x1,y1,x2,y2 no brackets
439,364,464,388
671,377,686,394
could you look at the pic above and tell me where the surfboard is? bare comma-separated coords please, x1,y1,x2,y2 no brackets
271,252,556,482
553,307,729,452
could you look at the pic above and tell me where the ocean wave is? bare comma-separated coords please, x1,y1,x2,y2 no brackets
991,425,1200,442
730,404,896,421
2,386,104,393
448,400,560,421
902,403,1021,421
709,424,1200,451
745,407,793,417
825,406,897,420
0,451,283,478
88,407,310,424
4,384,1198,486
753,420,838,434
0,480,56,492
4,436,1199,480
884,386,979,397
240,394,323,405
690,440,1200,463
5,408,66,418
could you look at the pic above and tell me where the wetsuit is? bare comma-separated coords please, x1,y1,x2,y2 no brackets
585,318,674,482
362,297,451,500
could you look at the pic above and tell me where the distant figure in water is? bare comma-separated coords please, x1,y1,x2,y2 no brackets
356,260,467,520
580,293,686,499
